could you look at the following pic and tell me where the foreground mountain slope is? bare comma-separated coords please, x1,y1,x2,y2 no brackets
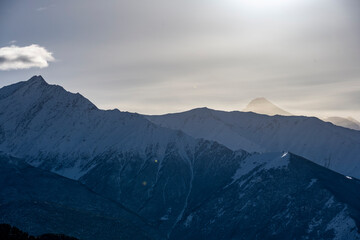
2,150,360,240
0,154,158,240
1,76,360,240
0,76,247,236
147,108,360,178
79,140,247,236
171,152,360,240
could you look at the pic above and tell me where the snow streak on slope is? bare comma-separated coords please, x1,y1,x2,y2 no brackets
147,108,360,178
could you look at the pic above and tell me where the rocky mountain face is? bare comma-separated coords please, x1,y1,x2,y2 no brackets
147,108,360,179
79,140,247,236
0,154,158,240
171,152,360,240
0,76,195,179
0,76,246,237
1,76,360,240
2,150,360,240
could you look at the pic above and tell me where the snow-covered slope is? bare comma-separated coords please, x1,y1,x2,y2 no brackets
0,76,195,179
324,117,360,131
147,108,360,178
243,97,292,116
1,76,360,239
0,76,246,237
3,150,360,240
171,152,360,240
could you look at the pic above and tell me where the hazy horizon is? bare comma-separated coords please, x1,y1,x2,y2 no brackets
3,75,360,123
1,0,360,119
1,2,360,237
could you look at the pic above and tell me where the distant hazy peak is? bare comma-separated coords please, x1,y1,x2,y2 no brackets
244,97,292,116
324,116,360,131
347,116,360,124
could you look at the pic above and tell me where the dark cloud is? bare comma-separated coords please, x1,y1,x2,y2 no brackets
0,57,6,63
0,55,34,64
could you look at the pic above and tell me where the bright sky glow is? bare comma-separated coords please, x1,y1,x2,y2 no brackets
0,0,359,119
224,0,303,10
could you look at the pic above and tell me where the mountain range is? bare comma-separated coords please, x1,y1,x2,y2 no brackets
0,76,359,240
242,97,360,131
324,117,360,131
147,107,360,179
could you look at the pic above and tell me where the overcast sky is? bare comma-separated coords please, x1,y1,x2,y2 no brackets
1,0,359,119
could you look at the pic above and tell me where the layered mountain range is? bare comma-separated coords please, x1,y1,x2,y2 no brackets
324,117,360,131
147,108,360,179
243,97,360,131
0,76,359,240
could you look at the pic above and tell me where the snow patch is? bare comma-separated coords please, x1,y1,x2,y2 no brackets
184,214,193,227
263,152,289,170
326,207,360,240
307,217,322,233
52,160,94,180
160,208,172,221
306,178,317,189
217,207,225,217
325,196,335,208
230,152,290,185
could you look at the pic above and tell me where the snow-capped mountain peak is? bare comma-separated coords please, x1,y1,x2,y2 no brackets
0,76,197,179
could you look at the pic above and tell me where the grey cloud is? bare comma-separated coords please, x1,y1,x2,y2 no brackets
0,44,55,70
0,55,34,64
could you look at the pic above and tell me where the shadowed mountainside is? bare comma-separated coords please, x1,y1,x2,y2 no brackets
1,76,360,239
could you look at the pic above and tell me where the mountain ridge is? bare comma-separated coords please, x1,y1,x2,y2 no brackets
324,116,360,131
0,76,197,179
1,76,360,239
147,107,360,179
